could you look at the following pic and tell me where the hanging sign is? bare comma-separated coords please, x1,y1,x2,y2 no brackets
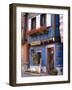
31,41,41,46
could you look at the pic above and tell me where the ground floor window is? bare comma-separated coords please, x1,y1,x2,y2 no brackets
31,49,42,65
36,52,42,65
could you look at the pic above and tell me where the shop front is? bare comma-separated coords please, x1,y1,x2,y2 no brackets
29,42,63,75
29,46,46,73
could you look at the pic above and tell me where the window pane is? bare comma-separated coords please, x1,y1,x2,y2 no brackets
31,17,36,29
40,14,46,26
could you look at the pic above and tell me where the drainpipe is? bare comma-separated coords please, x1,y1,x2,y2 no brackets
51,14,56,70
24,13,28,42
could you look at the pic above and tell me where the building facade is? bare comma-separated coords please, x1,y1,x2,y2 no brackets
21,13,63,75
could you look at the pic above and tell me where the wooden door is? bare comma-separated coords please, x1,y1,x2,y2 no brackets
47,47,54,74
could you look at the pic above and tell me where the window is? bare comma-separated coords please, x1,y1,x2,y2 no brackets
31,49,42,65
21,13,28,43
31,50,37,65
31,17,36,29
40,14,46,26
24,14,28,31
37,52,42,65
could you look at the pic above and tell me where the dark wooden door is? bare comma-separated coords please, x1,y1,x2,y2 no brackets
47,47,54,74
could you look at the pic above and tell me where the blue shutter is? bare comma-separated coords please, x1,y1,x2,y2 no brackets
29,48,32,65
42,47,46,66
55,15,61,39
47,27,54,39
55,15,60,27
55,44,63,67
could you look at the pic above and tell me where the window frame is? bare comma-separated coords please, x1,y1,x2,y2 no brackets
40,14,46,26
31,17,36,30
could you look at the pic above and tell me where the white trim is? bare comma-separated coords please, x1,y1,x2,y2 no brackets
46,44,55,68
46,44,55,48
46,14,51,27
36,50,42,53
28,18,31,31
36,15,40,29
59,14,63,43
36,50,42,65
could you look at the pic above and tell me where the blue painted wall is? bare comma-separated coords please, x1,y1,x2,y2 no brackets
28,14,61,44
55,15,61,38
47,27,54,39
41,47,46,66
29,14,63,69
29,46,47,66
55,15,60,27
29,44,63,69
29,48,33,65
28,27,54,43
55,44,63,67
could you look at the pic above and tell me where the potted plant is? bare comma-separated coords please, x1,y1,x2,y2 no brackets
50,69,58,75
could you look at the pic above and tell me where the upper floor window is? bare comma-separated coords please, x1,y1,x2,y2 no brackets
31,17,36,29
40,14,46,26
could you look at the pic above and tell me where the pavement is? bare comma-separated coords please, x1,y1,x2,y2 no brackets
21,70,49,77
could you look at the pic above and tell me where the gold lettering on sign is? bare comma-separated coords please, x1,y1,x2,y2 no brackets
31,41,41,46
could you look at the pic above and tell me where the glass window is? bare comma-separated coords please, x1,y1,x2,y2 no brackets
31,17,36,29
31,49,42,65
40,14,46,26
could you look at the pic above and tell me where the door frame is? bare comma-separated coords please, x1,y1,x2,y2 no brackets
36,50,42,65
46,44,55,71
